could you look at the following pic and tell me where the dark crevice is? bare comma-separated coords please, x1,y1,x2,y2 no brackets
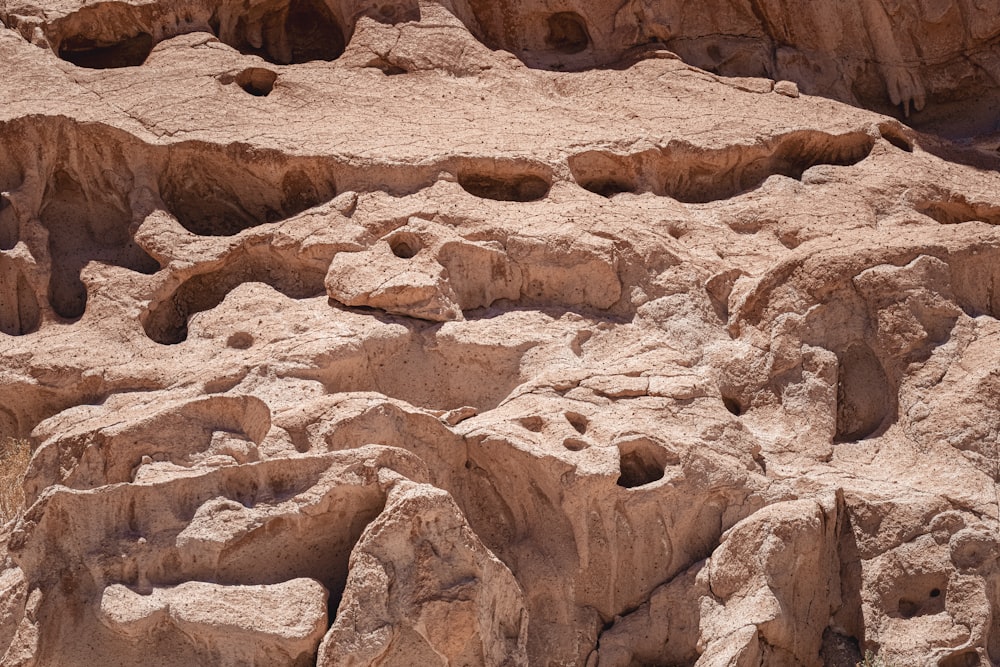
546,12,590,54
570,131,875,203
458,172,551,202
616,438,670,488
58,32,153,69
40,168,159,321
142,248,326,344
835,342,893,442
159,147,336,236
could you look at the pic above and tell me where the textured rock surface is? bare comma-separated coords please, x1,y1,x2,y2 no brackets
0,0,999,665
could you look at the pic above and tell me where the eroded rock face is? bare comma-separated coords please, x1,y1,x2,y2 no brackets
0,0,999,666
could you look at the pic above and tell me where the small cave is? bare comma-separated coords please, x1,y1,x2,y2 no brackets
57,32,154,69
283,0,346,63
568,151,638,198
616,437,670,489
40,168,159,321
159,149,335,236
661,131,876,203
546,12,590,55
578,178,634,198
835,342,893,442
457,172,551,202
224,0,347,65
142,249,326,344
722,395,743,416
234,68,278,97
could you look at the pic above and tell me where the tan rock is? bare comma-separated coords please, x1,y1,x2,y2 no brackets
0,1,998,665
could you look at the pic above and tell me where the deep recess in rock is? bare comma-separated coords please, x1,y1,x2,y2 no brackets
213,0,347,64
458,172,551,202
835,342,892,442
546,12,590,54
616,438,668,488
234,68,278,96
569,130,876,202
40,169,159,320
143,249,327,344
57,32,154,68
388,231,421,259
158,147,336,236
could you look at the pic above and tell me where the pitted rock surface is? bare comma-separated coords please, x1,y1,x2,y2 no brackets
0,1,999,666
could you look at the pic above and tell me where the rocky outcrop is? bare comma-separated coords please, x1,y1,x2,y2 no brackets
0,0,999,666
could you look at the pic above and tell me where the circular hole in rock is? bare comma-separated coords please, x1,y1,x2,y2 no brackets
617,438,668,489
58,32,154,69
235,68,278,97
546,12,590,54
722,395,743,416
388,233,421,259
563,437,588,451
226,332,254,349
929,588,941,598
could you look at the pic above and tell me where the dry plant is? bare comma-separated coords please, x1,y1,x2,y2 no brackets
0,437,30,523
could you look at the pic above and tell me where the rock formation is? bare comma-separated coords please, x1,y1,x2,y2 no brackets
0,0,998,665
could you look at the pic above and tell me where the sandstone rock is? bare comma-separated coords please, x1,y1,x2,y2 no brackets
0,0,999,665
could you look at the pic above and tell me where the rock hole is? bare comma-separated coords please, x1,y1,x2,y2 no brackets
458,173,550,202
235,68,278,97
898,599,919,618
565,411,588,434
388,232,421,259
284,0,346,63
835,342,892,442
939,650,980,667
662,132,875,203
722,395,743,416
159,149,335,236
616,437,669,489
563,437,588,451
57,32,154,69
579,179,633,198
546,12,590,54
929,588,941,597
142,249,326,344
518,416,544,432
40,168,159,321
226,332,254,349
